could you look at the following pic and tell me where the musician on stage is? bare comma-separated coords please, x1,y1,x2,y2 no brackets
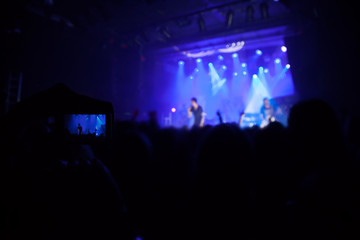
77,123,83,135
260,97,282,128
188,97,204,128
260,97,275,122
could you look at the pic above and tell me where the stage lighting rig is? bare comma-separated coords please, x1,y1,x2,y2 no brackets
198,15,206,32
226,9,234,28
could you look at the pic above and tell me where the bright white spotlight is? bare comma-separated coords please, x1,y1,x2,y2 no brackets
218,55,224,60
253,74,258,79
243,71,247,75
190,76,194,80
196,58,202,63
234,72,238,76
242,63,247,67
178,60,184,65
256,49,262,55
286,64,291,69
281,46,287,52
275,58,281,64
232,53,238,58
195,68,199,72
171,107,176,113
222,65,227,70
264,68,269,73
259,66,264,72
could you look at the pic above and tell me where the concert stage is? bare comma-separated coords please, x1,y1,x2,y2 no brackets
149,25,297,128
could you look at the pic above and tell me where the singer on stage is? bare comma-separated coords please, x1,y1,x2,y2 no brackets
188,97,204,128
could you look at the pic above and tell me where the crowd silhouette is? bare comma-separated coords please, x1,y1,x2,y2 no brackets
2,96,360,240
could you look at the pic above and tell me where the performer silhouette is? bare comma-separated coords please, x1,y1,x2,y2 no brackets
187,97,204,127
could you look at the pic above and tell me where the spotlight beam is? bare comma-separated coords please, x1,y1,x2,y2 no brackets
209,62,226,96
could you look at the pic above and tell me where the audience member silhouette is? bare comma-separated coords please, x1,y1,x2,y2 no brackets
3,90,360,240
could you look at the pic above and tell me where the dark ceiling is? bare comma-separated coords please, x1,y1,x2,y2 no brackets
4,0,296,55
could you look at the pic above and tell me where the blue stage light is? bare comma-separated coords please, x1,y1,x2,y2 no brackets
264,68,269,73
275,58,281,64
259,66,264,72
196,58,202,63
243,71,247,75
281,46,287,52
218,55,224,60
195,68,199,72
256,49,262,55
222,65,227,70
190,76,194,79
253,74,258,79
232,53,238,58
234,72,238,76
178,60,184,65
242,63,247,67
